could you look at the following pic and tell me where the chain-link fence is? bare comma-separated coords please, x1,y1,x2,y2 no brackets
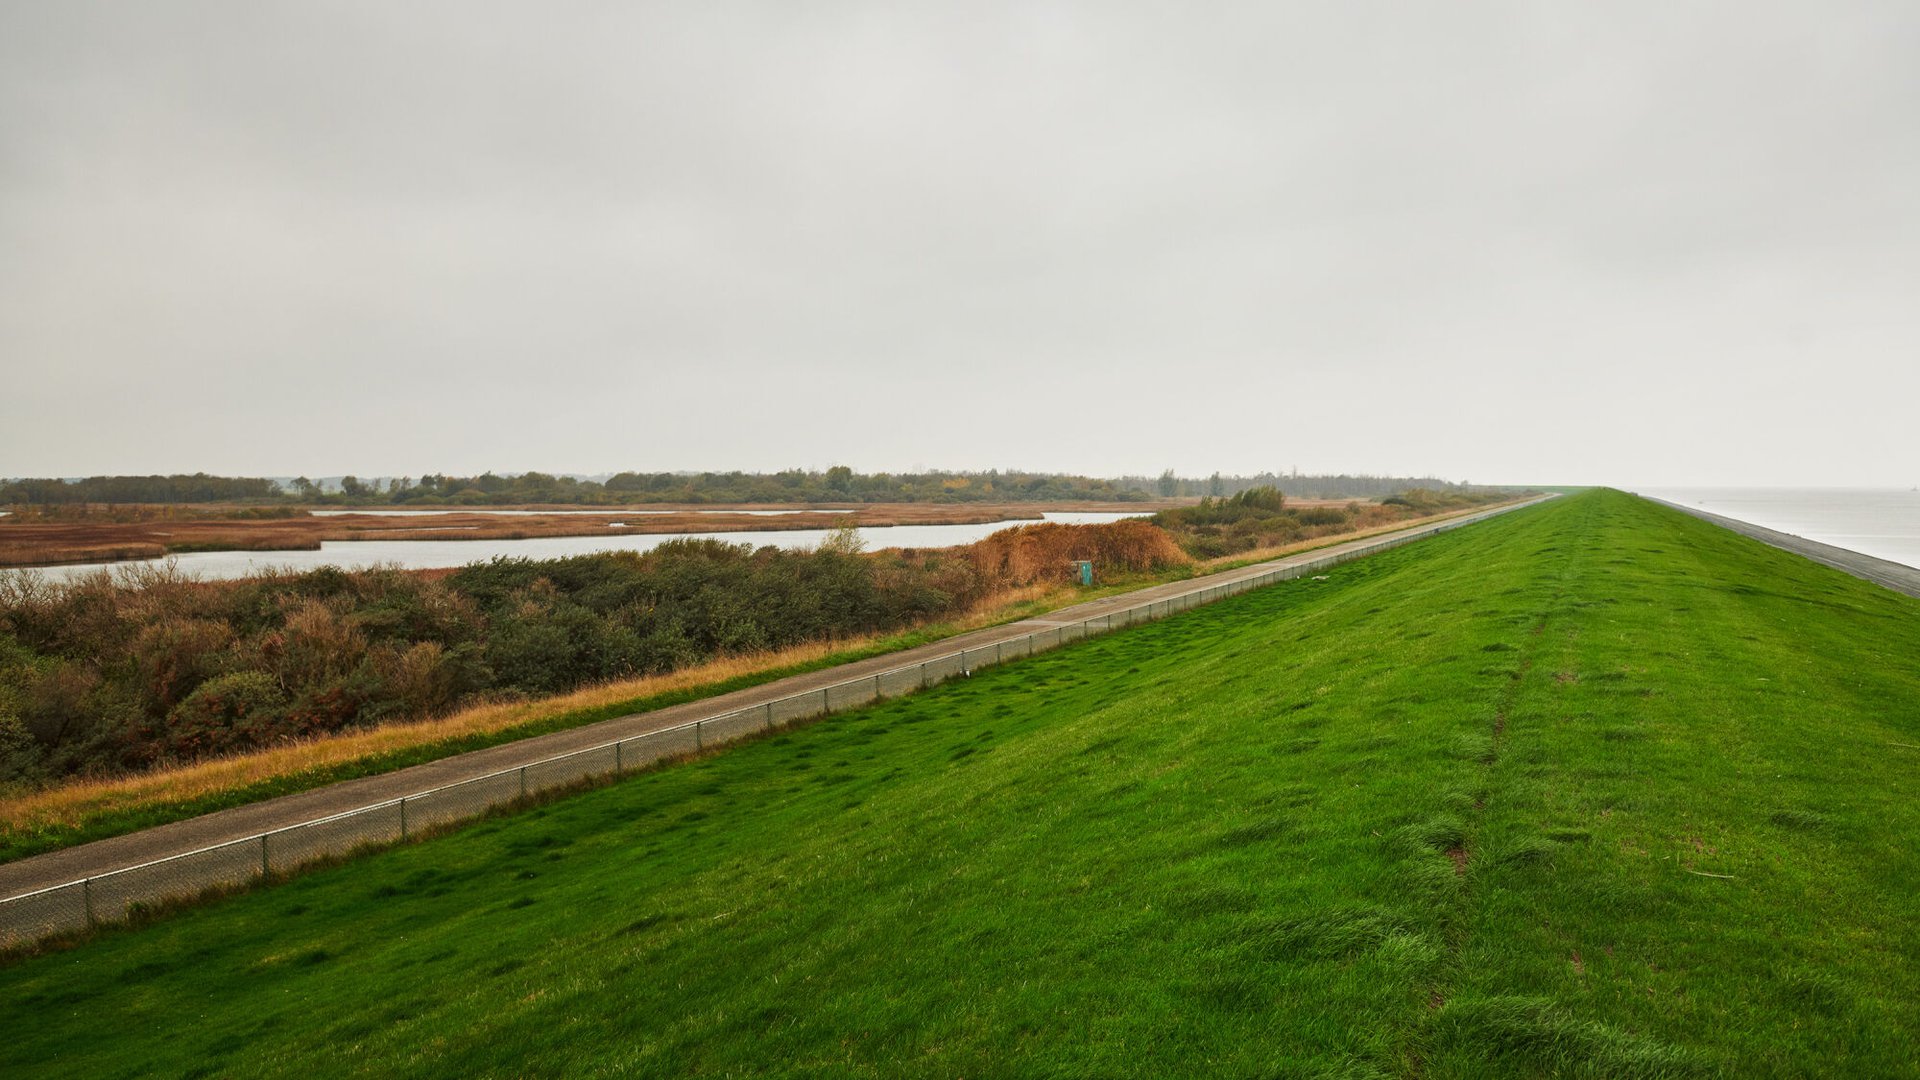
0,499,1541,949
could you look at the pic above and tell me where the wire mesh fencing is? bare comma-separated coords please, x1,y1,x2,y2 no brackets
0,499,1540,949
266,802,405,874
86,838,262,928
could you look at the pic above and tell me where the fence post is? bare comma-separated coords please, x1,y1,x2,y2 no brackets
765,701,774,729
260,835,270,877
83,878,95,929
615,741,623,775
820,687,830,714
874,673,881,700
921,661,929,689
696,722,703,751
400,798,408,839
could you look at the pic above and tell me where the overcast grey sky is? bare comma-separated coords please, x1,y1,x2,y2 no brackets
2,2,1915,487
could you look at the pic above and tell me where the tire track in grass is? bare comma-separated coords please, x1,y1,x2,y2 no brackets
1404,501,1585,1074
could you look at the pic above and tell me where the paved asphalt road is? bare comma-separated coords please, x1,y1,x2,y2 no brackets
1645,497,1920,600
0,497,1551,901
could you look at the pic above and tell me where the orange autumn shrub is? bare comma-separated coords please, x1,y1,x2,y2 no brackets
963,520,1189,589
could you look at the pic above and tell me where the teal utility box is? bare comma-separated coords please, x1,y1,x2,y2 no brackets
1074,560,1094,586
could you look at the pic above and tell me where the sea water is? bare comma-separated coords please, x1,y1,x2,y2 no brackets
1637,488,1920,571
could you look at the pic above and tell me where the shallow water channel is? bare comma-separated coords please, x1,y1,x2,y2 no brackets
21,512,1147,583
305,508,810,517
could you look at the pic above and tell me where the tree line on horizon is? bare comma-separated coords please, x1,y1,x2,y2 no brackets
1,468,1495,508
0,470,1139,507
1124,469,1489,500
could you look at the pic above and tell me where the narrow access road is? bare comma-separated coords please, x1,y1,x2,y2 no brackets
1645,497,1920,599
0,496,1551,901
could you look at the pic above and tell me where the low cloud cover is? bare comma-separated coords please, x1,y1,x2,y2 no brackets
3,2,1915,486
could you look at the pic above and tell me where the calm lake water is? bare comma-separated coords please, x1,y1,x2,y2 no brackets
1638,488,1920,570
18,511,1149,584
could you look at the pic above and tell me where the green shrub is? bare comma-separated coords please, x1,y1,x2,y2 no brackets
164,672,288,758
1295,507,1349,527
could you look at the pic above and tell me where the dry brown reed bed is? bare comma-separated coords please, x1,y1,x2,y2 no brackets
1194,500,1524,569
957,519,1191,585
0,543,171,567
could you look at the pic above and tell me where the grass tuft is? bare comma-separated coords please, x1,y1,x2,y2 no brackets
1429,996,1704,1078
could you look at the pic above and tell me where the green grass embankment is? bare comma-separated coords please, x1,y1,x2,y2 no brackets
2,490,1915,1077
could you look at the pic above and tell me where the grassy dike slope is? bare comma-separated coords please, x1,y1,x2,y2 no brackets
2,490,1915,1077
